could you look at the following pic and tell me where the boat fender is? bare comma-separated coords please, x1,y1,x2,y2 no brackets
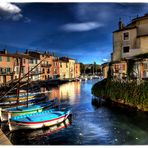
0,108,2,118
8,112,11,120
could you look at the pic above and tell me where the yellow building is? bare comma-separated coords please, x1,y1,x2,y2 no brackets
102,62,109,79
69,58,75,79
59,57,69,79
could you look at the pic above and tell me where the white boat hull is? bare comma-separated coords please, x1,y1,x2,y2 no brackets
9,114,70,132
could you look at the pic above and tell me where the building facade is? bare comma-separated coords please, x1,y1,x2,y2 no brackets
0,49,15,84
59,57,69,79
111,13,148,79
74,63,80,78
69,58,75,79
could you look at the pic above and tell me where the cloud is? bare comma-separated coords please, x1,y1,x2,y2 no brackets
24,17,31,23
0,2,23,21
102,58,109,62
61,22,103,32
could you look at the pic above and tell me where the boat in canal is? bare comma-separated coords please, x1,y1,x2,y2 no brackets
8,108,71,131
0,98,58,122
25,117,72,138
0,95,47,107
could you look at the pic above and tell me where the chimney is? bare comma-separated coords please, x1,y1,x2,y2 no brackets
25,49,29,54
3,49,7,54
118,17,124,30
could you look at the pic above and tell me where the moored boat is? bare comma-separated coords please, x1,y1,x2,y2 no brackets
0,98,58,122
0,95,47,107
8,108,71,131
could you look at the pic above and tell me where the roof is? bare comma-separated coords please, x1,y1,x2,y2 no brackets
132,13,148,23
113,13,148,33
137,34,148,38
113,26,136,33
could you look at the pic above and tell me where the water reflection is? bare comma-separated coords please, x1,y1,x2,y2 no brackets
48,82,81,105
2,79,148,145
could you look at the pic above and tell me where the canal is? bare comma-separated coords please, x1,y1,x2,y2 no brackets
2,79,148,145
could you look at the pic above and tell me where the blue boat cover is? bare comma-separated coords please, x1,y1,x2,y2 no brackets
10,109,70,123
5,100,53,112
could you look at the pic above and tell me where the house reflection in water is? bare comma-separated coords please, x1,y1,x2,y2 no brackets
47,82,81,105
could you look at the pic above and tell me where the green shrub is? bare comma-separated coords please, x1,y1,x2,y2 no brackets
92,79,148,109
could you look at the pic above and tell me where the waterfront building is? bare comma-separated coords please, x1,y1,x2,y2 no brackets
14,53,29,81
40,52,53,80
0,49,15,84
26,51,41,81
69,58,75,79
59,57,70,79
74,63,80,78
0,49,81,83
110,13,148,79
53,56,60,79
101,62,109,79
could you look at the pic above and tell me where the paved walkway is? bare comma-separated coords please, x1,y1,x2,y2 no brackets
0,129,12,145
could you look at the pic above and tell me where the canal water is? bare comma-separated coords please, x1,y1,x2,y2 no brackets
2,79,148,145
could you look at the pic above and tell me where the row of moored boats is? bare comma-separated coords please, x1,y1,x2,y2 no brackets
0,92,71,132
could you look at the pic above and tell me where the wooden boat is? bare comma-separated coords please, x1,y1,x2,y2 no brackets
0,95,47,107
8,108,71,131
25,117,72,138
0,98,58,122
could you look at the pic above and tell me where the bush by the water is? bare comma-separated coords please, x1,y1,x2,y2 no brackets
92,79,148,111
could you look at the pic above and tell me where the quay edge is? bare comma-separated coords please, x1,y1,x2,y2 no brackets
0,129,12,145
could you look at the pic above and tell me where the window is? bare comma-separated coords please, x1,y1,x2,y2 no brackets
123,32,129,40
6,67,11,73
123,46,130,53
42,68,45,73
60,63,62,68
24,59,26,64
0,56,2,61
21,67,24,74
47,69,50,73
144,63,148,69
7,57,10,62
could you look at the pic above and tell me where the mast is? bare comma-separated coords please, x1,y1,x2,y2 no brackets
16,58,22,105
26,66,29,107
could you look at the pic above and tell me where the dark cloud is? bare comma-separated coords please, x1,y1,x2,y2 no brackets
0,3,148,64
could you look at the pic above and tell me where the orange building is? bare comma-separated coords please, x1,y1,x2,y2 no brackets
0,49,15,84
53,56,60,79
13,53,29,81
74,63,80,78
40,52,53,80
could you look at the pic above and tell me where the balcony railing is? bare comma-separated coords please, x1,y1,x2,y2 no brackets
41,64,51,67
0,71,14,75
30,71,43,75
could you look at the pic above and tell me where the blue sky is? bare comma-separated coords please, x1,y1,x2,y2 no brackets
0,2,148,64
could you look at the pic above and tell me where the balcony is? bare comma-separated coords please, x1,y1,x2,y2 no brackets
30,71,43,75
41,64,51,67
0,71,14,75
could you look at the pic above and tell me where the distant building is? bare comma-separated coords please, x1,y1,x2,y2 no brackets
101,62,109,79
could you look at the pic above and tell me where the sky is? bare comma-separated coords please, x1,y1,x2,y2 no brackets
0,2,148,64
